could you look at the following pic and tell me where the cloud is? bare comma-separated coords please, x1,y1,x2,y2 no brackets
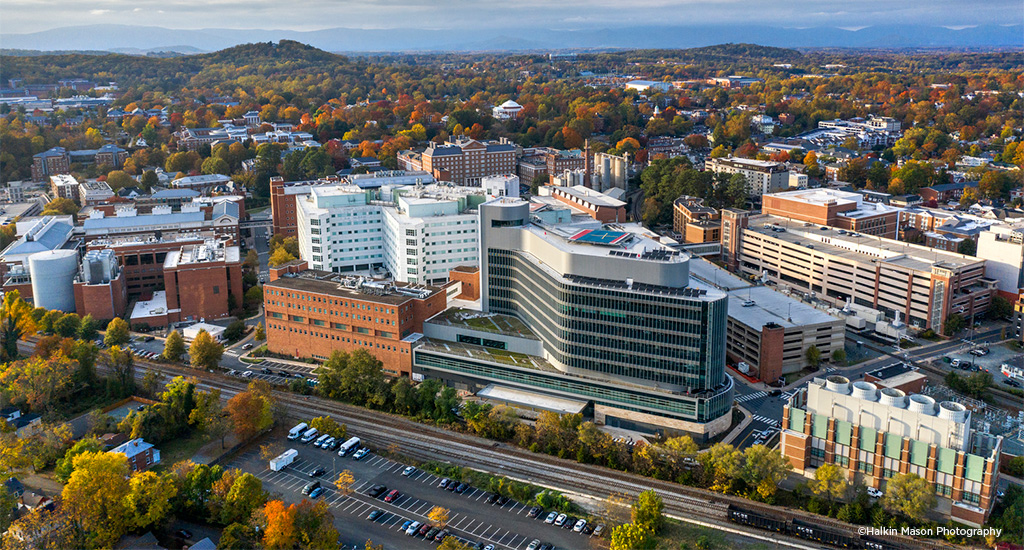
90,9,110,15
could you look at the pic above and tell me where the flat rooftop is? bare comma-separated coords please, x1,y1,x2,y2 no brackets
724,286,843,329
687,257,752,291
476,384,588,415
528,221,689,263
769,188,861,207
131,291,168,320
266,271,444,305
427,308,538,340
553,185,626,208
749,215,983,271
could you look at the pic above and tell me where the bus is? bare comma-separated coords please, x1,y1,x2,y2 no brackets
287,422,308,440
1001,364,1023,381
338,436,361,456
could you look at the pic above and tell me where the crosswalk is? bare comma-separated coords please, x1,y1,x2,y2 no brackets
751,415,780,426
735,391,767,403
780,390,796,400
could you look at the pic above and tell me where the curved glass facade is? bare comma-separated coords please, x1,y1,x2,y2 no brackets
487,249,729,393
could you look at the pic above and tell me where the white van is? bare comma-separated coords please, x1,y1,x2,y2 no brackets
313,434,330,448
287,422,308,441
300,428,319,443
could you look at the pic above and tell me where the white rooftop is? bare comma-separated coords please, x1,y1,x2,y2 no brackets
476,384,588,414
131,291,168,320
769,188,862,207
725,286,843,329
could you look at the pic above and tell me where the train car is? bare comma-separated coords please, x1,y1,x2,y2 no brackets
862,536,912,550
727,505,787,533
791,518,859,548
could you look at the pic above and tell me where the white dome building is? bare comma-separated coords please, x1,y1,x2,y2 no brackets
492,100,523,120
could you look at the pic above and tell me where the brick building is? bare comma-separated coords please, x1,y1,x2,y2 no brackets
73,249,127,320
542,148,585,182
762,188,899,238
919,182,979,204
32,147,70,182
110,438,160,472
545,185,626,223
263,261,447,376
49,174,79,202
270,175,343,238
163,240,243,323
782,376,1001,527
93,144,128,169
421,138,518,186
672,196,720,244
448,266,480,301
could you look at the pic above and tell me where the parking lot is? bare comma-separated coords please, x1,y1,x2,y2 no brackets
225,433,602,550
940,342,1023,387
225,359,320,385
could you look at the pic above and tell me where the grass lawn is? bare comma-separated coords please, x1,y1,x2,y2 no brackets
152,431,211,471
656,519,775,550
247,205,270,214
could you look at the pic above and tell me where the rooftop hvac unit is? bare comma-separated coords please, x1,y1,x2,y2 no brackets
938,401,967,423
851,381,878,401
878,388,907,408
907,394,936,415
824,375,850,394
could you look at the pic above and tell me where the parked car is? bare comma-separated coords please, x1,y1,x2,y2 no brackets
425,528,440,540
401,520,413,532
528,506,543,518
384,489,400,503
302,481,320,495
1002,379,1021,387
367,484,387,498
455,482,469,493
573,519,587,532
562,516,577,529
593,524,606,537
402,466,416,476
486,493,499,504
353,448,369,460
308,466,326,477
867,487,883,498
554,513,567,526
308,486,324,498
367,510,383,521
416,524,432,537
526,540,541,550
438,478,450,489
434,530,449,542
405,521,421,535
544,512,558,524
496,495,508,505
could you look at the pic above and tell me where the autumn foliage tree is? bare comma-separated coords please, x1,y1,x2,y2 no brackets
226,381,275,441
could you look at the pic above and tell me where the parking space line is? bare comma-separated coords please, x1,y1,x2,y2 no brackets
413,502,430,515
474,491,486,501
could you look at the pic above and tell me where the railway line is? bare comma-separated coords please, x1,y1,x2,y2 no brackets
67,345,963,550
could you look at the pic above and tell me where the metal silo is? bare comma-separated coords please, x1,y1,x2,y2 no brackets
29,249,79,312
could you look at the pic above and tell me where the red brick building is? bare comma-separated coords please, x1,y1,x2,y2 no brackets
110,438,160,472
270,176,341,238
32,147,70,182
548,185,626,223
672,196,721,244
264,261,447,377
448,266,480,301
163,241,243,323
86,237,212,296
421,138,518,186
762,188,898,238
73,269,127,321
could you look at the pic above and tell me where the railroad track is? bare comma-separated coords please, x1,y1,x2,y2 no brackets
68,346,960,550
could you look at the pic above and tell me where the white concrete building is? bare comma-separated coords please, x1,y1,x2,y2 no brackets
491,100,523,120
295,184,485,284
706,157,789,197
481,174,520,198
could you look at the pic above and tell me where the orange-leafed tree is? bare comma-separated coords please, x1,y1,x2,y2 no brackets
260,500,297,550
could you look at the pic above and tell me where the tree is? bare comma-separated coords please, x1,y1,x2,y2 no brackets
709,144,729,158
163,330,186,361
609,522,655,550
805,345,822,368
699,442,744,492
54,437,102,483
293,500,339,549
105,170,135,190
268,247,296,267
830,348,847,366
957,238,976,256
990,296,1013,320
78,314,99,341
309,416,346,439
741,445,793,501
201,156,230,175
62,451,131,548
221,472,267,525
631,490,664,533
245,286,263,308
40,310,61,334
190,388,230,448
124,470,178,530
105,346,135,396
224,320,246,342
219,523,258,550
189,329,224,369
243,249,260,270
53,313,80,338
335,470,355,496
140,170,159,190
811,462,848,505
41,197,79,216
427,505,450,527
725,173,748,207
943,313,965,336
104,317,130,346
260,500,297,550
0,291,36,361
882,473,936,521
254,322,266,341
226,382,274,441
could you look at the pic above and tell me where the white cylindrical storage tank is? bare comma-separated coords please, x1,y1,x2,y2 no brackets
852,381,878,401
879,388,907,408
29,249,78,312
908,394,936,415
938,401,967,423
825,375,850,394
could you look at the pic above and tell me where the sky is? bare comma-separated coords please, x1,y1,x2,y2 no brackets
1,0,1020,33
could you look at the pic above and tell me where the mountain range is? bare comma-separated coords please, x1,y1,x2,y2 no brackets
1,23,1022,54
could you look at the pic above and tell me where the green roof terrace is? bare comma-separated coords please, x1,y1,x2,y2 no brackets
427,308,539,340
